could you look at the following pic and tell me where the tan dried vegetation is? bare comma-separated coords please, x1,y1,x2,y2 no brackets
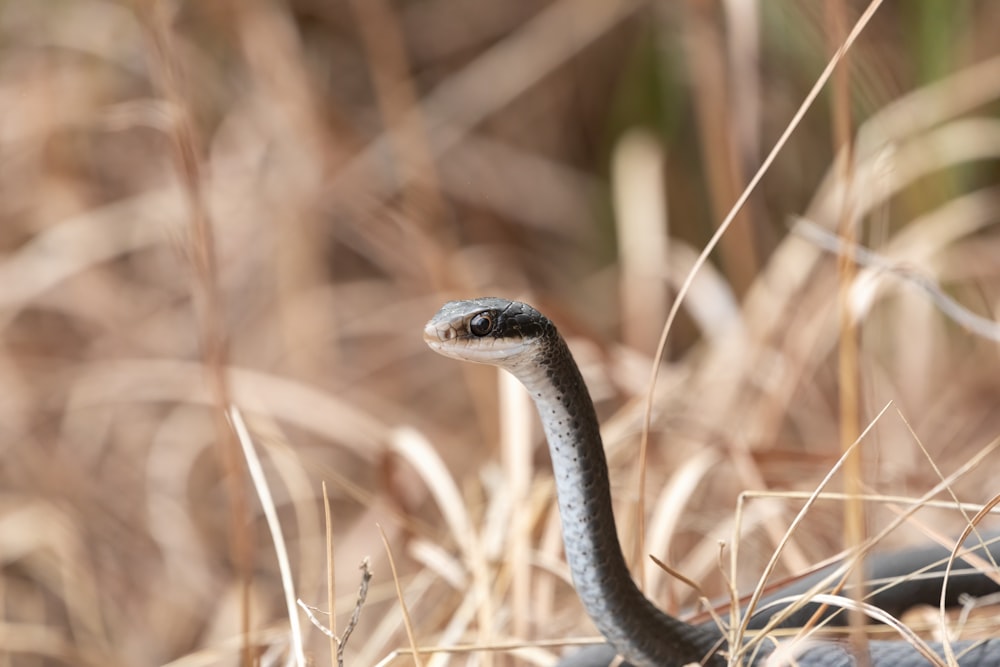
2,1,1000,666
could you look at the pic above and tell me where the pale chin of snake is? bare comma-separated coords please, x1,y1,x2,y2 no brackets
425,297,1000,667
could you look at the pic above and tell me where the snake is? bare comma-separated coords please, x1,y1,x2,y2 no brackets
424,297,1000,666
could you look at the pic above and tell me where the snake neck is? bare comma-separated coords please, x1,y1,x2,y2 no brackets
510,333,725,667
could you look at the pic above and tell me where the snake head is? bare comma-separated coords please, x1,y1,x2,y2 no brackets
423,298,554,369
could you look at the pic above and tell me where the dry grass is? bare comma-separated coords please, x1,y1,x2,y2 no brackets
3,1,1000,666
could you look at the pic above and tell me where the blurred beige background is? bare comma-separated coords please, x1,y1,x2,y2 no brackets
2,1,1000,665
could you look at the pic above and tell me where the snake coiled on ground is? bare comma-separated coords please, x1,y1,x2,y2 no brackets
424,297,1000,667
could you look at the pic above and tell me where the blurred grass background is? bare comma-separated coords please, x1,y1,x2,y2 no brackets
3,0,1000,665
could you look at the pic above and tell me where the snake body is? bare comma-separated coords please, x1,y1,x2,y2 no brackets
424,298,1000,667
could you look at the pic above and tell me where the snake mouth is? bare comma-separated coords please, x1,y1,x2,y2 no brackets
423,319,531,364
422,320,450,346
423,319,464,354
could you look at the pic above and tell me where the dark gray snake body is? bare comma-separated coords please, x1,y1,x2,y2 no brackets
424,298,1000,667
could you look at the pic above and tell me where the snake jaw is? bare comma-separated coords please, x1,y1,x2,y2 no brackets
424,318,532,365
422,319,455,347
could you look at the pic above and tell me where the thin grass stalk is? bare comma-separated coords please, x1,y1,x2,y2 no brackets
136,5,252,664
941,494,1000,665
378,524,425,667
680,0,758,294
825,0,868,658
324,482,338,667
228,408,306,667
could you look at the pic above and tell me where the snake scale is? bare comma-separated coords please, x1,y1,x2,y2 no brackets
424,297,1000,667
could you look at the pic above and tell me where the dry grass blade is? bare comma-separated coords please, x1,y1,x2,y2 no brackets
228,407,306,667
323,481,337,666
377,524,424,667
940,496,1000,665
739,492,1000,518
826,1,866,652
794,220,1000,342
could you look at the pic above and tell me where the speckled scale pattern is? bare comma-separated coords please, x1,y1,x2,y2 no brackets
424,299,1000,667
493,299,554,341
519,320,725,667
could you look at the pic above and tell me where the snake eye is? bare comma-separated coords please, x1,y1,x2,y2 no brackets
469,313,493,337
